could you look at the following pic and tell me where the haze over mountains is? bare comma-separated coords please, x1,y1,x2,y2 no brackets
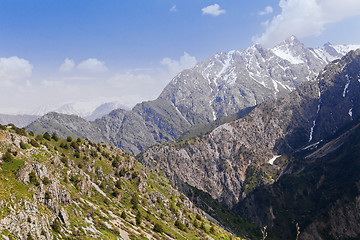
26,37,360,154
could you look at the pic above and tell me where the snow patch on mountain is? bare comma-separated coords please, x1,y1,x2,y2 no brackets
271,47,304,64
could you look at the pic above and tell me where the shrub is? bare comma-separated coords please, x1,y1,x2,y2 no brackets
52,218,62,232
35,135,43,141
112,187,121,198
70,141,79,150
66,136,72,142
28,131,34,136
30,139,40,148
15,127,27,136
43,132,51,141
153,223,163,233
121,211,126,219
29,171,40,186
175,220,187,232
51,132,59,141
20,141,27,149
45,191,52,200
115,180,121,189
2,150,13,162
136,211,142,225
42,177,51,185
0,124,6,130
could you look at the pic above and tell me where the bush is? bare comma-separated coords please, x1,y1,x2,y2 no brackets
153,223,163,233
30,139,40,148
175,220,187,232
20,141,27,149
45,191,52,200
136,211,142,225
66,136,72,142
15,127,27,136
42,177,51,185
121,211,126,219
52,218,62,232
35,135,43,141
0,124,6,130
28,131,34,136
70,141,79,150
29,171,40,186
2,150,13,162
51,132,59,141
43,132,51,141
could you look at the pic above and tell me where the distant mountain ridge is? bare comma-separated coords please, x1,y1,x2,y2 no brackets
27,37,360,154
30,101,129,120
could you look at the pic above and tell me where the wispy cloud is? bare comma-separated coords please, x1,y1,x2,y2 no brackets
170,5,177,12
0,56,33,81
77,58,108,73
201,4,226,16
161,52,197,75
254,0,360,47
258,6,273,16
59,58,75,72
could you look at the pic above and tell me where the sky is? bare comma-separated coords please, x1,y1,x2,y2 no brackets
1,0,360,114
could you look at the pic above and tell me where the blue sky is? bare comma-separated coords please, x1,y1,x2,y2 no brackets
1,0,360,114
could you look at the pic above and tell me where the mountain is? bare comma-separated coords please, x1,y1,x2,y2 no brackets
137,49,360,216
0,124,244,240
0,114,40,128
235,118,360,239
27,37,360,154
30,100,129,120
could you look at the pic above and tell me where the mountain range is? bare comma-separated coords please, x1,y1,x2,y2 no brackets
2,36,360,240
138,49,360,239
0,101,129,128
26,36,360,155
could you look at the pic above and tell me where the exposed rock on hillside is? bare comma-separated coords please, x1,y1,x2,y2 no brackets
0,125,241,239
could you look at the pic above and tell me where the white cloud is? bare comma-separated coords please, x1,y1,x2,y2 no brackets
77,58,108,73
201,4,226,16
0,56,33,81
258,6,273,16
254,0,360,47
170,5,177,12
107,72,155,89
161,52,197,75
59,58,75,72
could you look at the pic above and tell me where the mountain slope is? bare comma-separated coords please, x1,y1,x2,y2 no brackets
0,124,244,240
236,118,360,239
27,38,360,154
138,49,360,210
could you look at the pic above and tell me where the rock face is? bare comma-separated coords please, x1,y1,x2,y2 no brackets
138,50,360,210
26,37,360,154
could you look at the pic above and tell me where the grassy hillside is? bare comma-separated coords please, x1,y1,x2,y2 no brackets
0,124,244,240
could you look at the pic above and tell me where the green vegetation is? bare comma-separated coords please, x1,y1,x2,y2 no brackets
0,125,245,239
